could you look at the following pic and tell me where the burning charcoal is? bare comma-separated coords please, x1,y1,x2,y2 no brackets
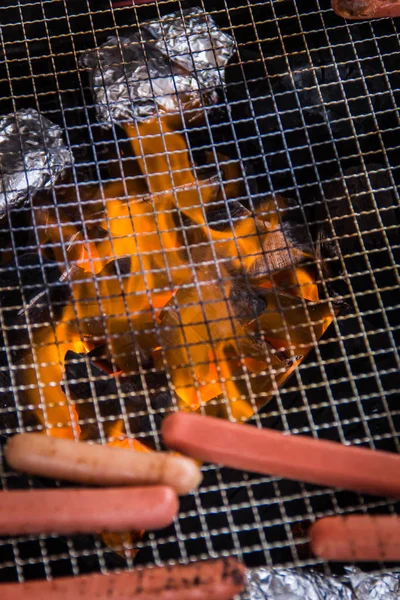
64,350,173,448
80,9,235,126
0,253,75,371
332,0,400,18
86,224,111,244
34,205,104,274
121,370,174,449
205,200,252,231
229,279,267,323
64,350,118,401
0,253,70,325
247,292,335,351
64,350,123,441
87,344,116,374
100,256,131,277
246,195,314,279
0,366,42,433
198,336,300,422
108,329,159,375
0,109,71,217
60,354,156,556
14,299,92,440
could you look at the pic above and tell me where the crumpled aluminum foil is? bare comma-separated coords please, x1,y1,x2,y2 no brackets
144,8,234,90
244,567,352,600
81,8,235,124
348,568,400,598
0,108,72,215
243,567,400,599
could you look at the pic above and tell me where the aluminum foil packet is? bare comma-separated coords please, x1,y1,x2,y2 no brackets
143,8,234,90
0,108,72,216
243,566,400,599
81,8,235,124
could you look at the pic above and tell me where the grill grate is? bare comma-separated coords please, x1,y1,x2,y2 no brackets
0,0,400,586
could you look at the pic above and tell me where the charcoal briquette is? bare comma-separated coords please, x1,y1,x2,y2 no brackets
230,280,266,323
206,201,251,232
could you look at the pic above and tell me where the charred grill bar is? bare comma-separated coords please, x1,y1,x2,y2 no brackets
0,0,399,589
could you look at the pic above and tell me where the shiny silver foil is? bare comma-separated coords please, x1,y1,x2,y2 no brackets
243,567,400,599
0,108,71,215
143,8,234,90
348,567,400,598
244,567,351,600
81,8,235,124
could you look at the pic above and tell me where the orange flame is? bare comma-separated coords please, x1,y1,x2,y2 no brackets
15,113,335,437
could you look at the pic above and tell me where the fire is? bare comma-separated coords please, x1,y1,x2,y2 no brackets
9,111,336,558
16,113,335,435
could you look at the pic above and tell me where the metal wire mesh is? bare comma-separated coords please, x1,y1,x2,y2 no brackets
0,0,399,586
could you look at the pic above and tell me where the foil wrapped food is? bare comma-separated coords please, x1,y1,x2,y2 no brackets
143,8,234,89
243,567,400,599
81,8,235,124
0,108,72,216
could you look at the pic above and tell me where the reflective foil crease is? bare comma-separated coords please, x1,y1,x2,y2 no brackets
0,108,72,216
243,567,400,599
80,8,235,124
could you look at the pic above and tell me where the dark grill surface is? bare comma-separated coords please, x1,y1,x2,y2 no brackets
0,0,399,585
